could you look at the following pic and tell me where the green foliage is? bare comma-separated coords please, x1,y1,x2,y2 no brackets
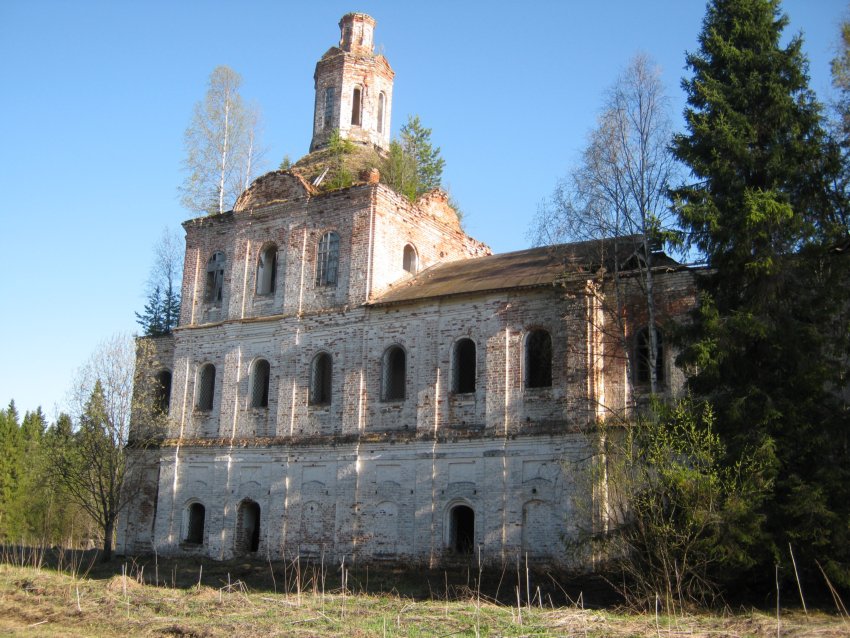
136,281,180,337
180,65,265,215
279,154,292,171
830,19,850,229
136,229,182,337
325,129,355,190
671,0,850,588
595,397,774,610
0,403,87,545
381,115,446,201
381,139,417,201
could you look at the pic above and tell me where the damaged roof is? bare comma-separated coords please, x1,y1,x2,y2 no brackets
370,237,680,306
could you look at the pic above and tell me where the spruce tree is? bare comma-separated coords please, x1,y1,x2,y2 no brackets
672,0,850,586
162,278,181,334
135,285,165,336
381,115,446,201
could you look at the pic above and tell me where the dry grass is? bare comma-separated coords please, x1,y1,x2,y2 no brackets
0,563,847,637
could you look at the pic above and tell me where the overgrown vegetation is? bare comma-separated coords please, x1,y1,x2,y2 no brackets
531,0,850,606
671,0,850,590
324,128,356,190
587,397,775,611
0,550,843,637
380,114,446,202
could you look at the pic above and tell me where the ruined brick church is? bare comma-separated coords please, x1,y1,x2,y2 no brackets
118,13,693,566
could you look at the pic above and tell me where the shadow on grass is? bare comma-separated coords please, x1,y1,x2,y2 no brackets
1,543,619,608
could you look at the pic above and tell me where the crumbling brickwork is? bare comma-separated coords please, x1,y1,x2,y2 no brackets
116,13,698,568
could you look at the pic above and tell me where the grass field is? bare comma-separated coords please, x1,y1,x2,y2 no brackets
0,550,846,637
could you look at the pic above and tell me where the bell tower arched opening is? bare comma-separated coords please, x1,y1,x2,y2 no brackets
310,13,394,152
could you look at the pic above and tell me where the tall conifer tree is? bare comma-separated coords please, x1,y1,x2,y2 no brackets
671,0,849,585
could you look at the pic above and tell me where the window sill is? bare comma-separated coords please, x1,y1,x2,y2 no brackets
523,387,553,400
309,404,331,412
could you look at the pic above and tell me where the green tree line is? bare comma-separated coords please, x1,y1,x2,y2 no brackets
0,402,93,546
537,0,850,607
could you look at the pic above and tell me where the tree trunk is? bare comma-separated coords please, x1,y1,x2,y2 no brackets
101,518,114,562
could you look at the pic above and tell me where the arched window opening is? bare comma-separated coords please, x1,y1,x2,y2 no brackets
185,503,205,544
204,252,225,303
402,244,418,274
382,346,406,401
236,500,261,554
316,231,340,287
377,92,386,133
251,359,270,408
310,352,333,406
196,364,216,411
323,87,335,129
525,329,553,388
351,87,362,126
155,370,172,414
452,339,476,394
636,326,665,385
449,505,474,554
255,244,277,296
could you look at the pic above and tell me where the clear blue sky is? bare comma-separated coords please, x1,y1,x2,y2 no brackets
0,0,845,418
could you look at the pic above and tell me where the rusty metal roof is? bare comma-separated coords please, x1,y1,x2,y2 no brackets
371,237,679,306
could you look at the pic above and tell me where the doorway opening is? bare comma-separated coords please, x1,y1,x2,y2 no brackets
237,500,261,553
450,504,474,554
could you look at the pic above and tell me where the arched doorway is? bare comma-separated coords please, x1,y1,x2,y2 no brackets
236,500,261,554
449,504,474,554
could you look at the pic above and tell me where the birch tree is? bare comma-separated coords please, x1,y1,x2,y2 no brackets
179,66,266,215
530,53,678,396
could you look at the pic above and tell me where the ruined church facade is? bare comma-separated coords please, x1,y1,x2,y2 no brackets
118,13,694,566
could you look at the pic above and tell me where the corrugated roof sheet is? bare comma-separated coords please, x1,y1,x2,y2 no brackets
371,237,679,306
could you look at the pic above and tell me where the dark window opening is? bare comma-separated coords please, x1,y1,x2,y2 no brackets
450,505,474,554
351,87,362,126
186,503,205,544
237,500,261,554
636,327,665,385
525,330,552,388
403,244,417,274
382,346,406,401
196,364,216,411
310,352,333,405
155,370,172,414
525,329,553,388
323,87,335,129
377,92,386,133
316,231,340,287
256,245,277,295
251,359,270,408
452,338,476,394
204,252,225,304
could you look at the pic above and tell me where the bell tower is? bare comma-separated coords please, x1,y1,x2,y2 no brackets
310,13,394,152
